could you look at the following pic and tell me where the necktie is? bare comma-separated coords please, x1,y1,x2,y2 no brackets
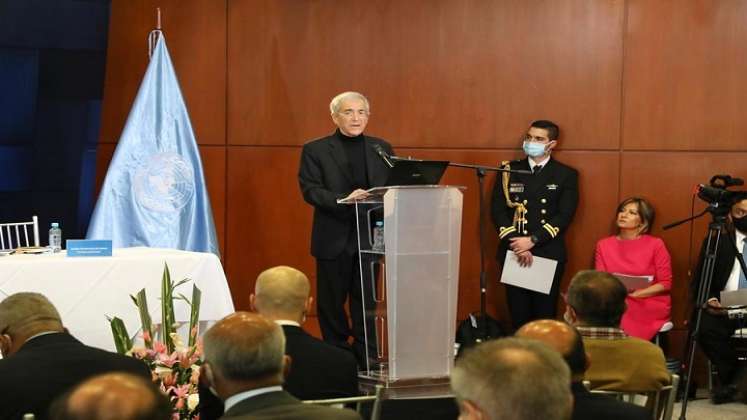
739,238,747,289
533,165,543,174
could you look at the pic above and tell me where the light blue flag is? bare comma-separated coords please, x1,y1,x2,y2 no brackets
87,32,219,255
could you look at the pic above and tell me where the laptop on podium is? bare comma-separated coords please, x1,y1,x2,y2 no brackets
384,160,449,186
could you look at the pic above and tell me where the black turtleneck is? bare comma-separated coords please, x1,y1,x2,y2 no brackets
336,129,369,189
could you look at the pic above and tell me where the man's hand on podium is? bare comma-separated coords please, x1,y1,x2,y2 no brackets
346,189,370,201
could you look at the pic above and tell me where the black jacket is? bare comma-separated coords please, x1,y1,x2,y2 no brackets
221,390,360,420
691,227,744,302
298,130,393,259
0,332,151,420
570,382,650,420
282,324,358,399
491,157,579,262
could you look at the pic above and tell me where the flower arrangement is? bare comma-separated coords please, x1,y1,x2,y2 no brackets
109,263,203,419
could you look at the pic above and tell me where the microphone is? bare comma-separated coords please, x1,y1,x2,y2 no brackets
372,144,394,168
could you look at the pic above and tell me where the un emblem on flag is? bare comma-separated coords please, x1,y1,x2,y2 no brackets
134,153,195,212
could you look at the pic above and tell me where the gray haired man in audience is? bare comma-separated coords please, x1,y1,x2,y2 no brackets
450,337,573,420
201,311,361,419
0,292,151,420
50,372,171,420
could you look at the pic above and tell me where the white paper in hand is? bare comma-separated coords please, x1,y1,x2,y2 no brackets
500,251,558,294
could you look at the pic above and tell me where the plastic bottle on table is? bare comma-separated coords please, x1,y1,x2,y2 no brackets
48,222,62,253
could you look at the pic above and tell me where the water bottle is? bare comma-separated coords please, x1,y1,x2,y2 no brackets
372,221,385,252
48,223,62,253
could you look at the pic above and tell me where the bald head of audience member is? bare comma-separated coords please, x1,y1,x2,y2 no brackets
564,270,628,328
51,372,170,420
516,319,588,383
250,266,312,323
202,312,288,401
450,337,573,420
0,292,64,357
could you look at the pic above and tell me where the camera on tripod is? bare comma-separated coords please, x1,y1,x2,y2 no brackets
697,175,745,217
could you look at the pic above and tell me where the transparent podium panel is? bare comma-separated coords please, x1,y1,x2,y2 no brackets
340,185,464,384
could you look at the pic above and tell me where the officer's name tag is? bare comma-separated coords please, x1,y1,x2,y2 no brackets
509,183,524,193
546,184,558,190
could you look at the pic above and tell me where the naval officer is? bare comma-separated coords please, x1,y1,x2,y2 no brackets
491,120,579,329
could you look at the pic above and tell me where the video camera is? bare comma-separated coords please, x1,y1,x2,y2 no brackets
697,175,745,216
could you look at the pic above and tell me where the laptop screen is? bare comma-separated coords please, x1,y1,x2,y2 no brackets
384,160,449,186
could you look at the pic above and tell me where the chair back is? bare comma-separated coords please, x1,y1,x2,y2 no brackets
0,216,39,250
589,374,679,420
303,384,383,420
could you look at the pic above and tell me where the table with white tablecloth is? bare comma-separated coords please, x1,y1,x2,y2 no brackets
0,247,235,352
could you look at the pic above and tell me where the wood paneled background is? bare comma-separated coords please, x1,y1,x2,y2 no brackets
99,0,747,367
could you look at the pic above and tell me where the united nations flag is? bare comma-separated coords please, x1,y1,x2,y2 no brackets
87,31,219,255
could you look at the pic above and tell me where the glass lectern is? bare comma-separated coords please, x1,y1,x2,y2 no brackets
338,185,464,394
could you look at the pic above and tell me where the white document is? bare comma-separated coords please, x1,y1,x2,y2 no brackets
612,273,653,291
500,251,557,294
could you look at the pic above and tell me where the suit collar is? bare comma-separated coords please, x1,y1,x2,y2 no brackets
223,390,299,416
17,332,81,352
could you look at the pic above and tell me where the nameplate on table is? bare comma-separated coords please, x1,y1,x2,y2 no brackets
66,240,113,257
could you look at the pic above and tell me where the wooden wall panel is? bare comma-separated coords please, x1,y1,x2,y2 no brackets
623,0,747,150
227,0,623,150
620,152,747,328
224,146,313,310
101,0,226,145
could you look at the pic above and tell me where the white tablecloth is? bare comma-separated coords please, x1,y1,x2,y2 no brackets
0,247,235,352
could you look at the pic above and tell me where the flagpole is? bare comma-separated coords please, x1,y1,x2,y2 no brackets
148,8,162,58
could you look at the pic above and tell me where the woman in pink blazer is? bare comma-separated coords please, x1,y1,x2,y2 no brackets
594,197,672,340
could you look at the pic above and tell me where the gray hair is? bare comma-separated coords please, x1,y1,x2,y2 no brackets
0,292,62,336
451,337,572,420
203,313,286,381
329,91,370,115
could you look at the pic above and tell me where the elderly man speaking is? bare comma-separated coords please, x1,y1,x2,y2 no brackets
298,91,394,366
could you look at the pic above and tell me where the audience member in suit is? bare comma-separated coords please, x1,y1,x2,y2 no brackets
251,265,359,399
451,337,573,420
691,193,747,404
517,319,650,420
50,372,171,420
0,292,151,420
201,311,361,420
564,270,670,392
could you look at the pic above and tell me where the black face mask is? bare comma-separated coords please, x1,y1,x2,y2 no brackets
733,215,747,233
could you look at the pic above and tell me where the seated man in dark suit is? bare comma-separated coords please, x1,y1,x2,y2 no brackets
251,265,359,399
517,319,649,420
50,372,170,420
0,292,151,420
201,311,361,420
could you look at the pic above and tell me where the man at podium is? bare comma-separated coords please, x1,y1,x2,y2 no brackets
298,91,394,365
491,120,579,329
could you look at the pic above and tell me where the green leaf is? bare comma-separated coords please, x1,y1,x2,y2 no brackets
109,316,132,355
188,285,202,347
161,263,175,353
134,288,154,349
